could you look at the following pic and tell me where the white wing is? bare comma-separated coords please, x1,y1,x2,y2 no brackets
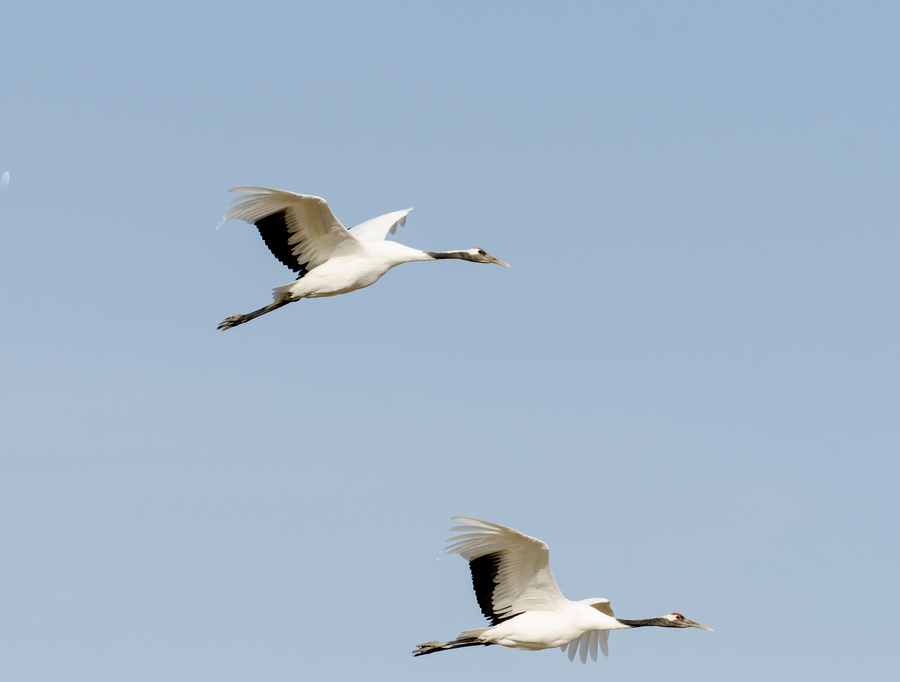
348,208,413,242
221,187,363,274
579,597,614,617
559,628,608,662
443,517,567,624
560,632,594,663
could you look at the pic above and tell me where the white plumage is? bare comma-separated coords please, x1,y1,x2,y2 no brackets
413,517,712,663
217,187,509,330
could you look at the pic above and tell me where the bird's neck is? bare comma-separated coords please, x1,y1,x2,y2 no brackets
615,617,673,629
425,250,477,262
374,242,434,265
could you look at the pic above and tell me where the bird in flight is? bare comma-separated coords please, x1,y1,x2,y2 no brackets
413,517,712,663
217,187,509,330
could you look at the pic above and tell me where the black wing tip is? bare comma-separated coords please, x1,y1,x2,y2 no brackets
253,209,310,275
469,552,519,626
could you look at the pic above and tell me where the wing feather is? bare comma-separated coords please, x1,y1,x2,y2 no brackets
579,597,614,617
348,208,413,242
443,517,567,625
220,187,362,274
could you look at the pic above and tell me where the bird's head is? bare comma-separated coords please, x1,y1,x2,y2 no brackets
664,613,713,631
464,248,510,267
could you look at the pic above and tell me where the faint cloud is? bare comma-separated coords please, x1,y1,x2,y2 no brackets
0,171,8,192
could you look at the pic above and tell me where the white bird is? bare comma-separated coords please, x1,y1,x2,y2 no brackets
217,187,509,330
413,517,712,663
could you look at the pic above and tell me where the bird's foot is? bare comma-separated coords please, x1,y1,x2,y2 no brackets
411,641,451,656
217,314,245,331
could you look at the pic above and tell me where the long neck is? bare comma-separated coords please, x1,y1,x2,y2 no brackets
616,617,674,629
374,242,434,266
425,250,477,262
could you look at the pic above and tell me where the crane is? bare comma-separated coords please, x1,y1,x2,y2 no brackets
216,187,509,330
413,517,712,663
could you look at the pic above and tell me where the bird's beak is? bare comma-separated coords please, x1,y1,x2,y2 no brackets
685,619,713,632
486,255,510,267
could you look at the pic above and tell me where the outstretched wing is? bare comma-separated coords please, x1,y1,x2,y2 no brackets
559,628,609,663
443,517,567,625
220,187,363,276
348,208,413,243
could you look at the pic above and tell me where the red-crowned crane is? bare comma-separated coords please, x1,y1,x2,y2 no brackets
413,517,712,663
217,187,509,330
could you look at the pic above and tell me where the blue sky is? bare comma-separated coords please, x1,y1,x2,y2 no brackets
1,2,898,680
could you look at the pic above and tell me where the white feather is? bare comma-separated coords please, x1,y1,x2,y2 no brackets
443,516,567,619
349,208,413,242
221,186,362,271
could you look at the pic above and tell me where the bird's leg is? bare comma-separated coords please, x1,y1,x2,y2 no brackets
412,640,492,656
217,298,293,331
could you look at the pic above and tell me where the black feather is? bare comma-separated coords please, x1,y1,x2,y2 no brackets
254,209,310,278
469,552,518,626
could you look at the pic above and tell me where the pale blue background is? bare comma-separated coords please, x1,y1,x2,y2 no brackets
2,2,898,680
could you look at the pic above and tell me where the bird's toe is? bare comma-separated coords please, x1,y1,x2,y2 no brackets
412,641,449,655
217,315,244,331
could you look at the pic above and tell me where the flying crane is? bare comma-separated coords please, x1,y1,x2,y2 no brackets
413,517,712,663
217,187,509,330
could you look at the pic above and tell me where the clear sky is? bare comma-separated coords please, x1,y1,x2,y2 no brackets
1,2,898,680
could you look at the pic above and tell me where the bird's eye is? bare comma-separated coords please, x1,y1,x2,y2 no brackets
675,614,684,620
478,249,486,255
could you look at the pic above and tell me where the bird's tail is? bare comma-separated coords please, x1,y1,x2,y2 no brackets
412,630,493,657
272,282,296,301
217,298,293,331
